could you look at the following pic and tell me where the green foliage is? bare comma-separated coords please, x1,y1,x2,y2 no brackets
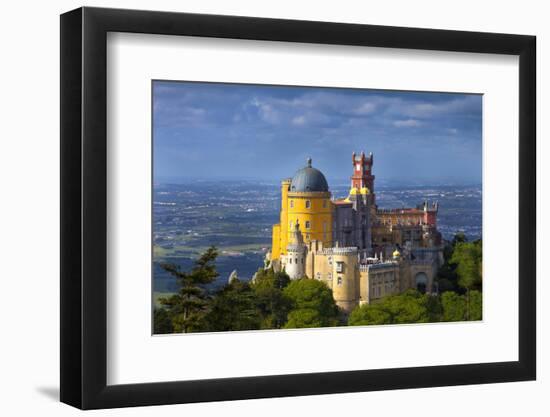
251,268,292,329
349,287,481,326
283,279,339,328
436,233,466,293
348,290,440,326
450,240,482,291
348,303,392,325
452,232,467,246
153,308,173,334
441,291,466,322
254,268,291,290
435,260,459,293
468,290,483,321
437,278,456,293
385,290,435,324
448,240,482,321
283,278,336,313
202,280,262,332
285,309,326,328
425,291,444,321
158,246,219,333
440,289,482,322
436,235,483,296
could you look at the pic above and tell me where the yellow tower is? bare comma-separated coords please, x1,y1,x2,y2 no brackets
271,158,333,260
287,190,332,248
271,178,291,260
331,247,359,313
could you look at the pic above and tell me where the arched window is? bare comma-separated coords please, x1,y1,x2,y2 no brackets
289,200,294,208
415,272,428,294
305,221,311,229
305,200,311,209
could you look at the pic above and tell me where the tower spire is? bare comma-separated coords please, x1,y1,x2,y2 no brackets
286,220,306,280
350,150,375,192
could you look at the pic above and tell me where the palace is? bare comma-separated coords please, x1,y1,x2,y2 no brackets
268,152,443,313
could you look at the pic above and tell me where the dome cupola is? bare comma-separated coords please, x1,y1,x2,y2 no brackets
290,158,329,192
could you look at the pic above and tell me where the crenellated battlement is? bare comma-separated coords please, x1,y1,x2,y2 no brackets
359,261,398,272
317,246,358,256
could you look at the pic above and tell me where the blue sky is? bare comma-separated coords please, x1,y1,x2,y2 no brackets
153,81,482,184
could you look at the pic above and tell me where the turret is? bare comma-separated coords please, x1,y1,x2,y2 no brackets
392,249,401,260
228,270,239,284
351,150,375,199
422,200,438,227
285,220,306,280
331,247,359,313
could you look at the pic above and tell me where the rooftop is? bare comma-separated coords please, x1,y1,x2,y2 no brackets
290,158,329,193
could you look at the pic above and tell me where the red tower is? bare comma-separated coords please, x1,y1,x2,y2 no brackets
423,201,439,227
351,151,375,191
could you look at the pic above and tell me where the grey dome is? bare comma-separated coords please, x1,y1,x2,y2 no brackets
290,158,329,192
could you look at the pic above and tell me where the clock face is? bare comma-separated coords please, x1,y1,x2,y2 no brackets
356,163,361,171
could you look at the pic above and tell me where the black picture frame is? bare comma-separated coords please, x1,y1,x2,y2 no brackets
60,6,536,410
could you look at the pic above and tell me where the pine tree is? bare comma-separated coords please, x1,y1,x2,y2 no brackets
251,268,291,329
158,246,219,333
202,280,262,332
450,240,482,320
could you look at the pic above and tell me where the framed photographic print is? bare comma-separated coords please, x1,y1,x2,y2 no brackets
60,6,536,410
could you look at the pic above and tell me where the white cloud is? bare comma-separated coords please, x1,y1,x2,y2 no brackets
292,115,307,126
184,107,205,117
353,102,377,115
396,96,480,118
393,119,422,127
250,98,280,124
413,103,436,114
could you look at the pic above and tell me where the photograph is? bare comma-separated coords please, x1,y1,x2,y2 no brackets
152,81,483,334
0,0,541,413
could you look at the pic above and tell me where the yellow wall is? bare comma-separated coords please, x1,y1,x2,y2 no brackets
276,180,291,260
271,224,281,260
272,181,333,260
286,191,333,251
330,250,358,313
307,248,359,312
308,250,333,286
